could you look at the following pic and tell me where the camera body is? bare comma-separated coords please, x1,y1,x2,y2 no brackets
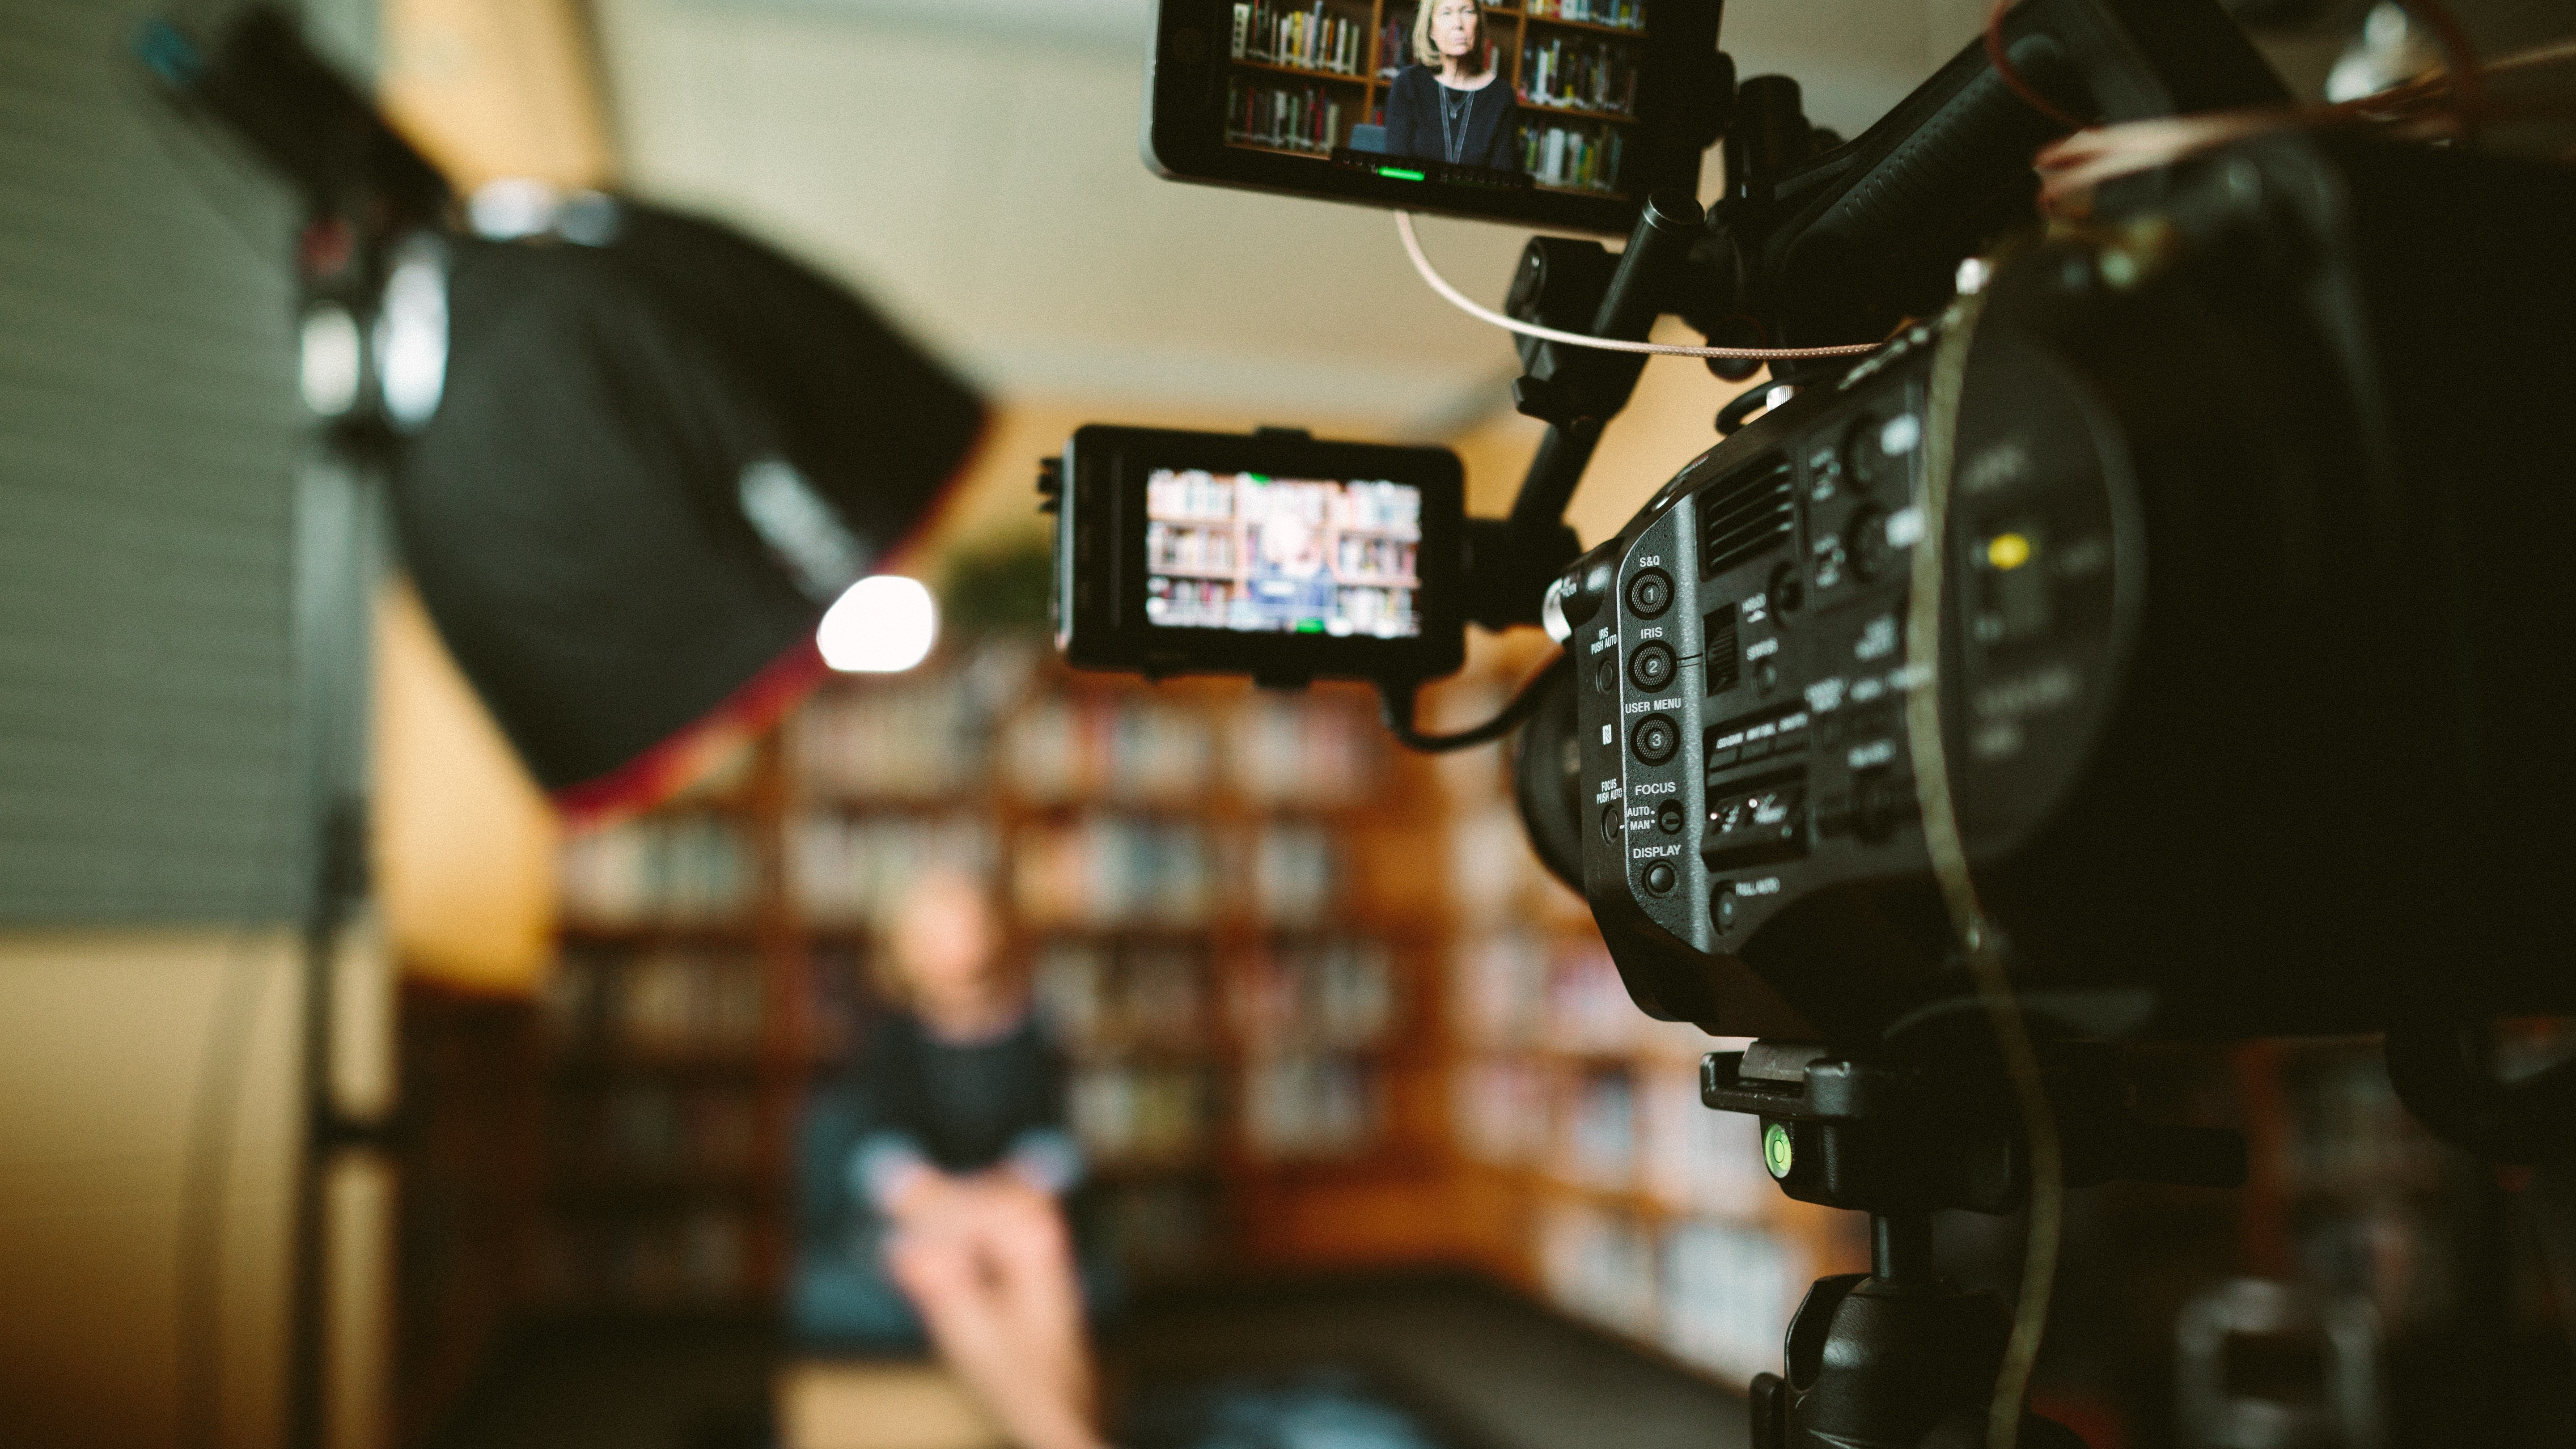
1536,133,2576,1046
1047,424,1466,687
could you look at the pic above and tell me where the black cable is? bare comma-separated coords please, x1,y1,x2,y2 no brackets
1377,652,1564,753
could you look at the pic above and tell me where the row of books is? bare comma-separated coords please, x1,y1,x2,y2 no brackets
1013,816,1347,928
551,1083,761,1178
787,813,996,926
1144,468,1242,522
559,816,756,925
1008,694,1380,806
1245,1053,1383,1157
1328,479,1424,534
1542,1205,1811,1386
544,948,767,1059
1036,940,1212,1049
1452,1056,1775,1216
794,676,993,800
1523,120,1625,191
1453,932,1712,1056
1520,35,1640,116
1003,697,1216,803
1336,534,1419,580
1070,1064,1217,1163
1228,78,1346,154
535,1209,751,1308
1233,938,1400,1047
1148,520,1242,573
1232,2,1371,76
1037,936,1402,1051
1523,0,1647,31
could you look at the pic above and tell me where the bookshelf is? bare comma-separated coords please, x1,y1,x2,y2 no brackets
1225,1,1651,194
532,637,1455,1310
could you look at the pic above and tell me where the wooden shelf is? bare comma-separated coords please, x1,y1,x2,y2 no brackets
1231,56,1373,85
559,920,762,944
1226,138,1337,161
1515,11,1649,41
1516,97,1640,125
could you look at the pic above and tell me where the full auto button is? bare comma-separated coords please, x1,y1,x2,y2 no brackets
1631,713,1679,764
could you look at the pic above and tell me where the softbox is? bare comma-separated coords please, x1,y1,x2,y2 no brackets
392,200,987,818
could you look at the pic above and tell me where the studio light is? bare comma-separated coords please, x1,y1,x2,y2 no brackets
818,576,940,674
144,8,988,819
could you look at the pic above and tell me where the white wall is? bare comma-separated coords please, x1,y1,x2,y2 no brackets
595,1,1990,429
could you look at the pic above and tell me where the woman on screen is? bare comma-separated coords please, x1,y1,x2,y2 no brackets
1381,0,1522,174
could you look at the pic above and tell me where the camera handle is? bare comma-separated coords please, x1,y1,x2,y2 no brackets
1705,1041,2246,1449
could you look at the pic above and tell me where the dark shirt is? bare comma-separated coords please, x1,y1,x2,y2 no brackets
859,1010,1069,1174
1382,65,1521,174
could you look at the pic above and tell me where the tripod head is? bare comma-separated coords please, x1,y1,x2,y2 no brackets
1702,1038,2246,1449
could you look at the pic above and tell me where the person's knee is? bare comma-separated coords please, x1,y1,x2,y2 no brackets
987,1191,1072,1269
886,1233,974,1302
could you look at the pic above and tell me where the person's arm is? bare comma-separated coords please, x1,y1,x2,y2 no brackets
853,1131,940,1214
846,1015,952,1220
1001,1127,1085,1196
1479,90,1524,174
1382,68,1429,161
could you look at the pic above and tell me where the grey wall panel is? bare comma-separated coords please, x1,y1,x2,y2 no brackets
0,0,324,923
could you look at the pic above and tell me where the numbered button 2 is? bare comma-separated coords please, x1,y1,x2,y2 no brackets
1628,641,1676,693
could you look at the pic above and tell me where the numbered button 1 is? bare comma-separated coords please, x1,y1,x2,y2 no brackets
1631,713,1679,765
1627,568,1674,618
1628,641,1677,692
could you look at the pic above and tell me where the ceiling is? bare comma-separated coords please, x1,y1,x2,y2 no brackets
592,0,2000,431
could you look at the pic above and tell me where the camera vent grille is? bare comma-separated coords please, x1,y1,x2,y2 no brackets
1699,456,1796,579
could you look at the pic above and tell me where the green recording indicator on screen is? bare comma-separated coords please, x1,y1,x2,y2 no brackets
1296,620,1326,633
1377,166,1427,182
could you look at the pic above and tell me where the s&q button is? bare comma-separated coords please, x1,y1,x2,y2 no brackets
1627,568,1673,619
1629,641,1676,692
1631,713,1679,764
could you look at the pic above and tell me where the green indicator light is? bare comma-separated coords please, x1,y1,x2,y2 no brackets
1763,1123,1795,1179
1296,619,1326,633
1377,166,1427,182
1245,474,1270,484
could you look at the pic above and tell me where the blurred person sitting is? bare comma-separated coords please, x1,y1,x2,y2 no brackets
793,866,1112,1449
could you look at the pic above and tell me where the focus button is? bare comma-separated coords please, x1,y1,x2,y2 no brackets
1629,641,1677,692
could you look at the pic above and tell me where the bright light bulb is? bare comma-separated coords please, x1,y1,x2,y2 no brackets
818,575,937,673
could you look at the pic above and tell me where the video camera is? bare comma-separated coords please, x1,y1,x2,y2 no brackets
1054,5,2576,1441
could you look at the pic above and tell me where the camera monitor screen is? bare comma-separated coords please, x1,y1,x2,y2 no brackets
1144,469,1422,638
1149,2,1714,233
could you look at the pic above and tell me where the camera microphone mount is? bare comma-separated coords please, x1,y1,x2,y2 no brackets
1703,1040,2247,1449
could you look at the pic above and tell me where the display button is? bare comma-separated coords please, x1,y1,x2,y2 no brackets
1644,861,1678,895
1629,641,1677,692
1627,568,1674,618
1632,713,1679,764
